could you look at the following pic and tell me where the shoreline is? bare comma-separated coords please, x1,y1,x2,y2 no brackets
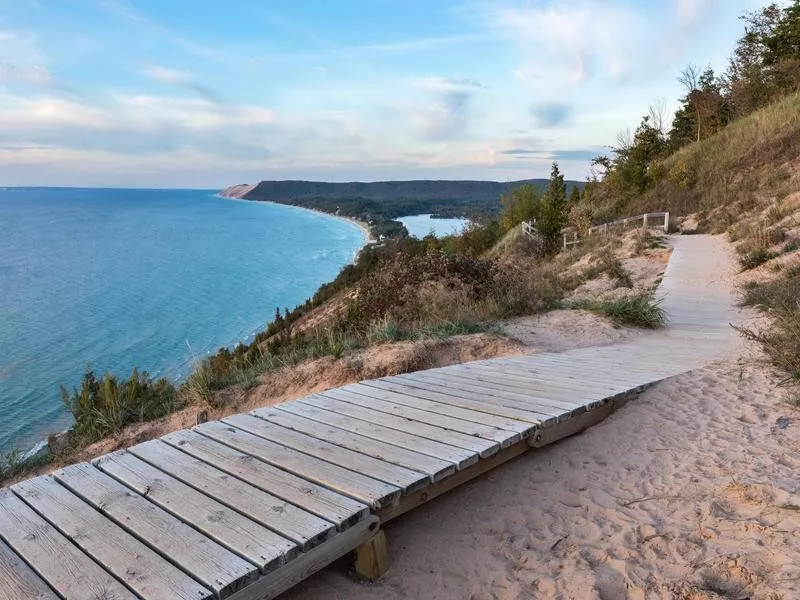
216,190,377,246
10,193,371,460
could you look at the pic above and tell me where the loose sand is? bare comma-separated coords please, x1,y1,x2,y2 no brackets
279,347,799,600
274,236,799,600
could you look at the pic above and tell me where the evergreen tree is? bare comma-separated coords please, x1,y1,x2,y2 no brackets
538,163,569,254
499,184,540,233
569,185,581,205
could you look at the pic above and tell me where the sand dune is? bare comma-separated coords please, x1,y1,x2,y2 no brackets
279,236,799,600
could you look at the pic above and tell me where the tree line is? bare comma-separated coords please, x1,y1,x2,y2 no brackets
586,1,800,206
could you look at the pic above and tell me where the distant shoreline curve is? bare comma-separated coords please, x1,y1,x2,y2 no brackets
215,189,376,251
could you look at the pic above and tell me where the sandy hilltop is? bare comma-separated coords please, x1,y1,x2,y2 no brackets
219,183,258,199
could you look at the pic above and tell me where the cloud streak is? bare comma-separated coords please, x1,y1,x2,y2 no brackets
475,0,721,86
143,66,223,103
410,77,487,141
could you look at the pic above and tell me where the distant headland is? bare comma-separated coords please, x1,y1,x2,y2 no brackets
220,179,583,239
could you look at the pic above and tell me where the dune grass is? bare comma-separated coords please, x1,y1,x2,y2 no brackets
0,448,53,486
620,92,800,229
737,266,800,384
567,294,667,329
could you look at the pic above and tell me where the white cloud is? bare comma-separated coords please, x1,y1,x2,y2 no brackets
0,63,53,86
0,92,373,176
142,66,223,102
477,0,720,87
415,76,486,93
479,1,643,85
675,0,716,27
406,77,488,141
143,66,192,85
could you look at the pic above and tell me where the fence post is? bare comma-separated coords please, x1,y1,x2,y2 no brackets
643,214,648,229
664,212,670,233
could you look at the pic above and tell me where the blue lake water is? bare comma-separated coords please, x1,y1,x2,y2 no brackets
0,188,366,452
398,214,470,238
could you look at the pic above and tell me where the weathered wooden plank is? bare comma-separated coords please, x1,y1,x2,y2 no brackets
276,401,478,470
195,421,400,510
461,360,650,388
55,463,258,599
398,370,590,411
0,488,137,600
94,450,297,573
226,516,380,600
302,392,499,458
361,379,556,424
323,387,518,448
12,476,213,600
251,407,455,482
223,414,429,493
504,352,673,375
443,364,628,398
129,440,335,550
0,537,58,600
396,373,592,415
162,430,369,531
345,382,536,437
375,376,569,420
494,356,666,383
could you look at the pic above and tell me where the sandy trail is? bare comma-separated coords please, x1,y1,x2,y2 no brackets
280,236,800,600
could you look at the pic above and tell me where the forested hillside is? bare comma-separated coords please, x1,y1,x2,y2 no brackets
236,179,582,219
578,1,800,226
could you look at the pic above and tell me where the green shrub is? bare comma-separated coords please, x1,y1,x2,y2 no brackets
568,295,667,328
368,319,411,344
739,248,780,270
61,368,178,447
740,269,800,309
419,320,500,338
0,448,53,486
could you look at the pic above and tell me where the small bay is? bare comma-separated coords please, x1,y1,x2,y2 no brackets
0,188,366,452
399,214,470,238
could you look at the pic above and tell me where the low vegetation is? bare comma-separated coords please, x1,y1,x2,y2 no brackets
737,266,800,385
566,295,667,329
61,368,179,448
0,448,52,485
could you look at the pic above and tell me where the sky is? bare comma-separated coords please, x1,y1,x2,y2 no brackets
0,0,767,187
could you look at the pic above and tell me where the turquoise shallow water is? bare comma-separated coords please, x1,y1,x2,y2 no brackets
0,188,366,452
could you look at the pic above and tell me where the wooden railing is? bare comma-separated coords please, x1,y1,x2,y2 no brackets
523,212,670,250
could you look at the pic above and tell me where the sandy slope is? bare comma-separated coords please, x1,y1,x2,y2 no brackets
279,237,799,600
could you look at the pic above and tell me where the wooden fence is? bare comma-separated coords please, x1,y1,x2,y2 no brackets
523,212,670,250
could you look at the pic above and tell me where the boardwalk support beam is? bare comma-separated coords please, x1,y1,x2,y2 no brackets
354,529,389,581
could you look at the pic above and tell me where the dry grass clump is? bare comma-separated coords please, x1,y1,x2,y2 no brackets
348,249,563,330
566,294,667,329
628,93,800,223
738,266,800,383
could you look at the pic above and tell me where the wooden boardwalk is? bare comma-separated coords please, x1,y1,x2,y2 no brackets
0,236,739,600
